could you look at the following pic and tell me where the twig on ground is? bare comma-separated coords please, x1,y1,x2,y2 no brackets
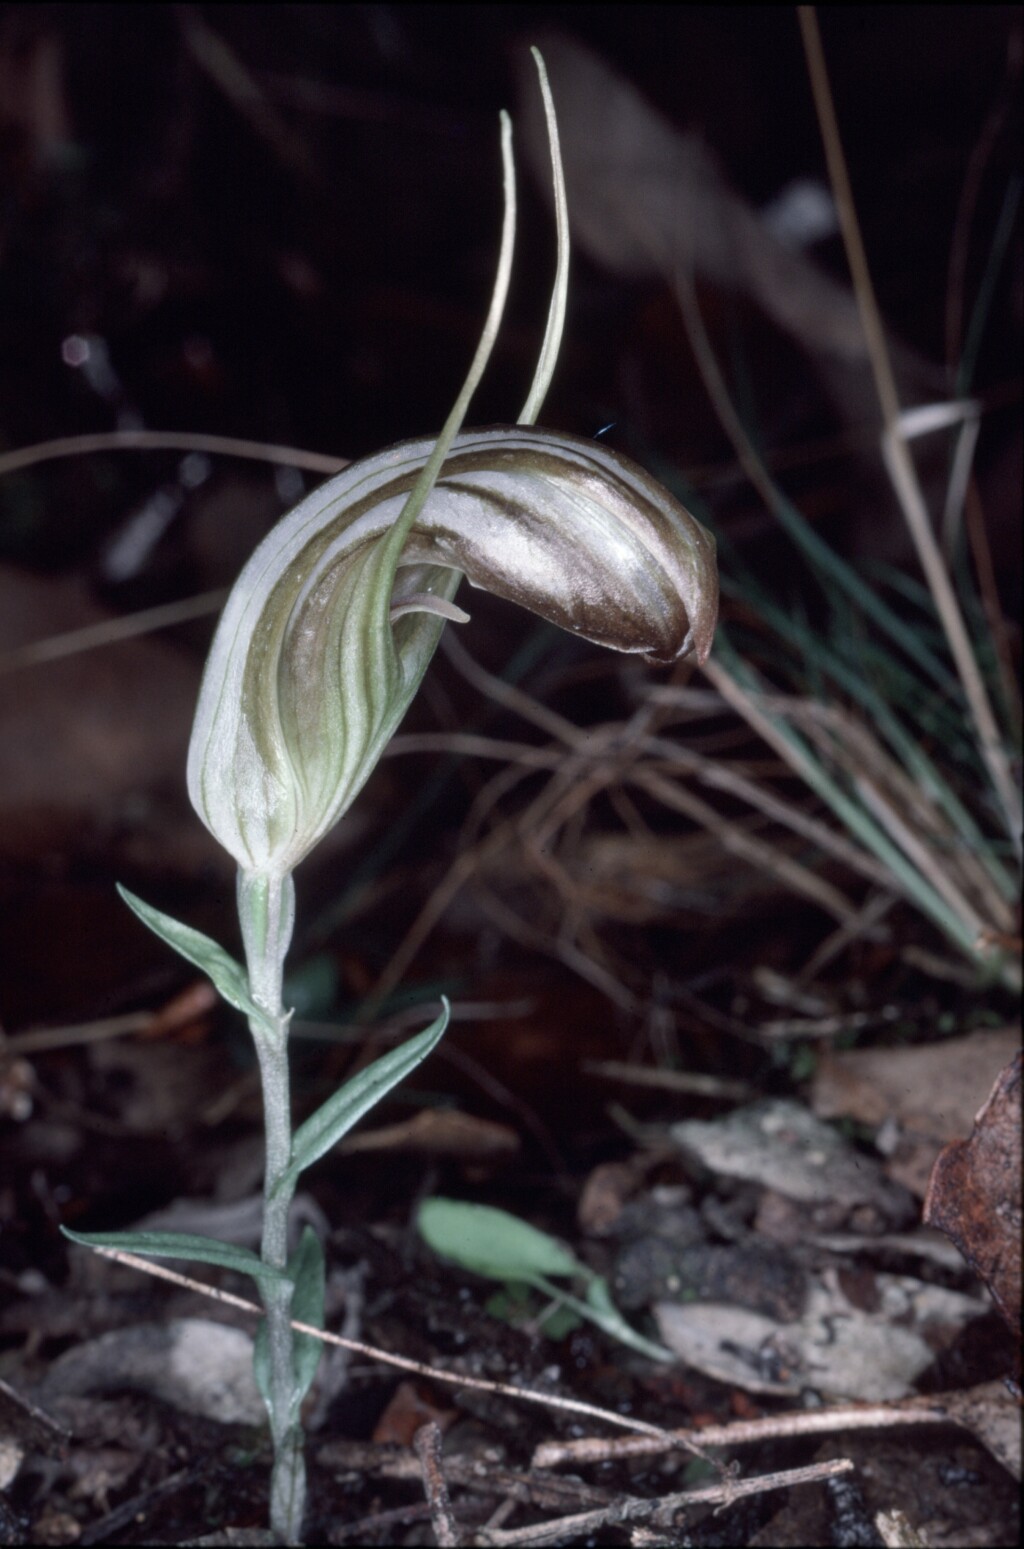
75,1246,715,1465
581,1059,753,1102
327,1500,434,1544
876,1508,931,1547
414,1422,462,1548
471,1458,854,1548
532,1400,955,1470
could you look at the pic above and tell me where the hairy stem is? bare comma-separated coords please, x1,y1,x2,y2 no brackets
238,870,305,1546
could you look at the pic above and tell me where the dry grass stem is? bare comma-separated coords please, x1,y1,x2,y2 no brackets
0,589,227,675
632,766,862,926
472,1459,854,1548
798,6,1020,851
0,428,347,479
582,1059,753,1102
531,1400,954,1469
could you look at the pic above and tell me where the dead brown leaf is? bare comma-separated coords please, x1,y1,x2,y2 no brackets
924,1051,1022,1341
337,1106,519,1160
812,1028,1021,1197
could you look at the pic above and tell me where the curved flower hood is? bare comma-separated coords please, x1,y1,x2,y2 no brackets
186,425,718,879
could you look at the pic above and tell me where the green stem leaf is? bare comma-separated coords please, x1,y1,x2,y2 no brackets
117,884,275,1037
61,1226,291,1294
273,999,450,1198
417,1199,673,1363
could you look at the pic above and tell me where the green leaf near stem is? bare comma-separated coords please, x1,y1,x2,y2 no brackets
416,1199,674,1363
580,1273,675,1363
272,999,451,1198
60,1226,291,1294
254,1227,326,1428
417,1198,586,1282
116,884,276,1036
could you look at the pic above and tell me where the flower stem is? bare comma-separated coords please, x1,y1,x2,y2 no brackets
238,870,305,1546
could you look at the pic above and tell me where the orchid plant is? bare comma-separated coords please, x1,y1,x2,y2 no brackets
62,52,718,1545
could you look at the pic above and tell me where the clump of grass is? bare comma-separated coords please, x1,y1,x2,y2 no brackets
370,12,1021,1016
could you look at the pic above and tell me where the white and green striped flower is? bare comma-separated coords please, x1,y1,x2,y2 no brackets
187,57,718,885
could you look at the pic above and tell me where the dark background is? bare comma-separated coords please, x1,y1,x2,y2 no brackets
1,5,1018,558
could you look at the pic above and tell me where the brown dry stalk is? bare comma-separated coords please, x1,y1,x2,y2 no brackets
0,427,346,479
472,1458,855,1547
533,1401,953,1469
797,6,1020,851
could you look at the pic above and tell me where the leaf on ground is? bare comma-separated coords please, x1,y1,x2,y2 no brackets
923,1050,1022,1339
371,1380,456,1447
655,1271,988,1401
672,1099,914,1224
938,1380,1023,1480
812,1027,1021,1197
417,1198,584,1283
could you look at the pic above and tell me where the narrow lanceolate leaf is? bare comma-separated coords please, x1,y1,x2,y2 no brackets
273,999,450,1197
286,1227,326,1410
116,885,274,1036
61,1227,291,1293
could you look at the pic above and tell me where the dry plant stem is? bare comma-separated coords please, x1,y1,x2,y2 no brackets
414,1422,462,1547
237,869,305,1546
582,1059,753,1102
473,1458,855,1549
788,699,1011,928
798,890,897,979
876,1509,930,1548
798,6,1021,854
0,589,228,675
532,1401,954,1469
0,427,347,479
633,764,861,926
700,657,1000,967
381,678,871,1002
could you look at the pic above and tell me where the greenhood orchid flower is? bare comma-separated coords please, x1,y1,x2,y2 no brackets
186,424,718,882
186,50,718,894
